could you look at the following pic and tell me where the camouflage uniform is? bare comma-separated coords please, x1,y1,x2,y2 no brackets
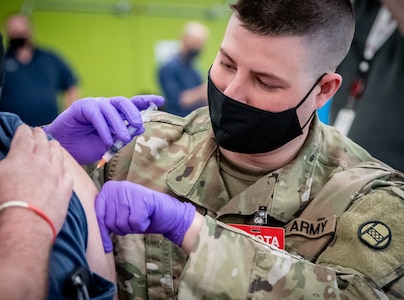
96,107,404,299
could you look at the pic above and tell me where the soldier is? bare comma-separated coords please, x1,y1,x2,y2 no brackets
94,0,404,299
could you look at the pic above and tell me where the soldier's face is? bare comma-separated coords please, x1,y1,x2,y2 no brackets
209,15,319,127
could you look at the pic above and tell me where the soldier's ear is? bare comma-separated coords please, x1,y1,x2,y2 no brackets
315,73,342,110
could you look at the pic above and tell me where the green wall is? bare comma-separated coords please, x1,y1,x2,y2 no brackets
0,0,230,101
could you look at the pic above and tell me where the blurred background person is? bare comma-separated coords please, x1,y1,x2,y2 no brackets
329,0,404,171
0,13,79,126
157,21,209,117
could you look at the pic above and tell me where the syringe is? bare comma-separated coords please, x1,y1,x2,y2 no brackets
92,102,158,173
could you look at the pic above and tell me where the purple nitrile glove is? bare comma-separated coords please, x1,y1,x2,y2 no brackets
95,181,196,253
44,95,165,164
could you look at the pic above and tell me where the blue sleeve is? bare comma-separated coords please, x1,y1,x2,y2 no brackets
0,113,23,160
48,52,78,91
158,63,182,104
48,192,116,300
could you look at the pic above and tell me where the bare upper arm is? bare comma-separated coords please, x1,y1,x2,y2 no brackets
62,149,116,284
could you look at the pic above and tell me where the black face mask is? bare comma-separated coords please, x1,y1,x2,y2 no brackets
208,74,325,154
8,38,27,52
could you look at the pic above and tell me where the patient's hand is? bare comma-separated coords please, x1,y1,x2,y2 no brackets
0,125,73,233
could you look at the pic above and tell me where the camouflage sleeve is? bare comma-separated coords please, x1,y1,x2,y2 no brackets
316,189,404,299
178,216,389,300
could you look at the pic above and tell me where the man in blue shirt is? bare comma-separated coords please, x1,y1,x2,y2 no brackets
158,22,209,117
0,13,78,126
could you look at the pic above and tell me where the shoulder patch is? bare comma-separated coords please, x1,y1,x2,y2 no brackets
358,221,391,249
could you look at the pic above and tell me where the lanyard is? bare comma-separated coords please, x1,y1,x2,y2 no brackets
346,5,397,108
364,5,397,61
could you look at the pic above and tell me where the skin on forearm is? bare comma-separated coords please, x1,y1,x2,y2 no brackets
63,86,79,109
179,83,208,108
181,212,204,255
0,208,53,300
62,149,117,285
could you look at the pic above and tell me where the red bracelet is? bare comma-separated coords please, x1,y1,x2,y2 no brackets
0,200,57,243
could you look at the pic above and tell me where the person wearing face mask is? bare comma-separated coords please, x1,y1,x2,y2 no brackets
0,27,168,297
0,13,79,126
94,0,404,299
157,21,209,117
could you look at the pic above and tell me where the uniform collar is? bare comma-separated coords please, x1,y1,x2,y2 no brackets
216,116,323,223
166,115,323,223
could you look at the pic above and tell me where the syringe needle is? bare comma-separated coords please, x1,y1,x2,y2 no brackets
89,102,157,176
89,167,98,177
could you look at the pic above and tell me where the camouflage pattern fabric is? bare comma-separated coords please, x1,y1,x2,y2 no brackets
94,107,404,299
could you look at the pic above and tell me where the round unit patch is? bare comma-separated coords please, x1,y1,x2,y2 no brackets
358,221,391,249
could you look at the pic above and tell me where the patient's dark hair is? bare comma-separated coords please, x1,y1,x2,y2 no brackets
230,0,355,75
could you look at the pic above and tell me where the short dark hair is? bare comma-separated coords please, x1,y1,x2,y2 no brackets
230,0,355,75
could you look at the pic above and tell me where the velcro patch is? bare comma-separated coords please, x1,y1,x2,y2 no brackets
358,221,391,249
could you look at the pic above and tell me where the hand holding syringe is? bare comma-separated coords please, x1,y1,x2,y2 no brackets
91,102,158,173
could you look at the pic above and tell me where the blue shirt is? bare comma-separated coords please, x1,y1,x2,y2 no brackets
0,48,77,126
158,55,204,117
